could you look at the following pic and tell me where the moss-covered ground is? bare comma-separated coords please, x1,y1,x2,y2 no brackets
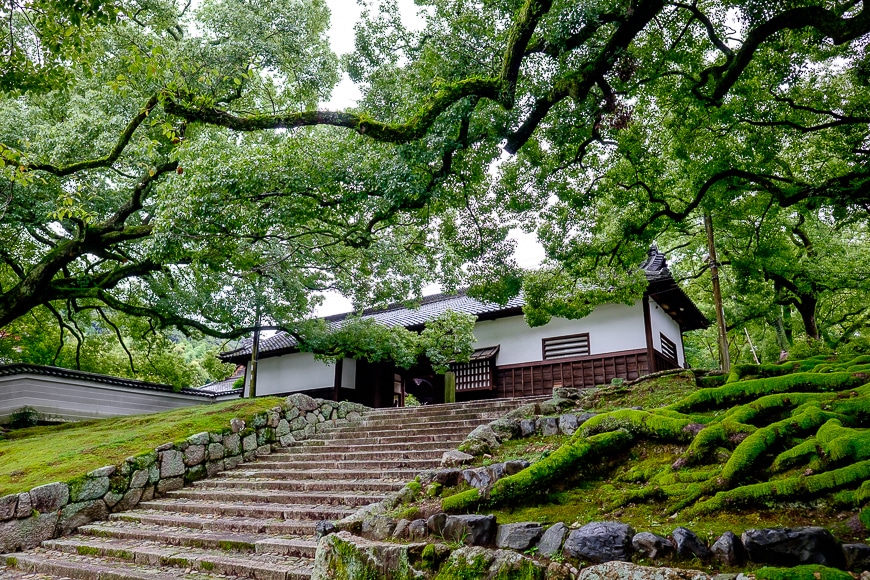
435,356,870,552
0,397,284,495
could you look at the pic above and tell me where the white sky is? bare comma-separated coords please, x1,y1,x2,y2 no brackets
315,0,544,315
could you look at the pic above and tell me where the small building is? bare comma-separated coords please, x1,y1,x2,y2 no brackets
219,249,708,407
0,364,240,424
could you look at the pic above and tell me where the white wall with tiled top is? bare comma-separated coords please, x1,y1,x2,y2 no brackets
247,352,356,397
471,301,647,366
648,299,685,367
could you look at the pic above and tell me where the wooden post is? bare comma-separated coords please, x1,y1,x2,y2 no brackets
704,212,731,372
444,371,456,404
642,295,656,373
332,358,343,402
247,316,261,398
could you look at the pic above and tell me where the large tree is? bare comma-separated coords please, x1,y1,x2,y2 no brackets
2,0,870,352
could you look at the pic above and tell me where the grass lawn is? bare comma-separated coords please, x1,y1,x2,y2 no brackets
0,397,285,496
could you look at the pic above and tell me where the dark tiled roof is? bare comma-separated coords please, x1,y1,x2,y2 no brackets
221,248,708,362
198,376,243,394
0,363,227,398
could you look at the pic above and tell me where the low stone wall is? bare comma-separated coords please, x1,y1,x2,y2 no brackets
0,393,366,553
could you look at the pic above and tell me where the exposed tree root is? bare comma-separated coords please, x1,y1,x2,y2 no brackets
441,355,870,518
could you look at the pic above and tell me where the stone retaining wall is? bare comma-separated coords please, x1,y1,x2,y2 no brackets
0,393,366,553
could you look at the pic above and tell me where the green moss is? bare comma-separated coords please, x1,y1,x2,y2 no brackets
433,554,490,580
670,372,866,414
0,396,284,495
76,546,102,556
5,556,17,566
860,505,870,529
581,409,693,441
200,561,215,571
754,565,852,580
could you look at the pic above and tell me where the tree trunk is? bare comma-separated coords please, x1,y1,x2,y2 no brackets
795,296,820,341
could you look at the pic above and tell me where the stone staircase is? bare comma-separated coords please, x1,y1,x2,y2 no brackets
2,397,541,579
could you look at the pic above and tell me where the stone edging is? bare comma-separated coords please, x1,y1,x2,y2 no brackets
0,393,367,553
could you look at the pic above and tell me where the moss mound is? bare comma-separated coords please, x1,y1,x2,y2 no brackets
754,564,854,580
441,356,870,525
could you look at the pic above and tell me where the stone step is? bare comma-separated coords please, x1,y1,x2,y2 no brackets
321,426,478,442
196,477,406,493
328,417,492,433
41,537,312,580
363,397,547,418
303,432,470,446
250,458,441,471
4,549,240,580
267,448,447,461
78,522,317,558
110,511,318,535
223,467,420,481
285,439,464,452
352,411,506,426
165,488,386,507
137,499,356,520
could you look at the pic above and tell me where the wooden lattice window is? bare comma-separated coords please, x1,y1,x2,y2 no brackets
452,346,499,391
542,333,590,360
660,333,677,362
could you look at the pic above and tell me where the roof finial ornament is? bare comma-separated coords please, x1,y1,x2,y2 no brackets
648,243,659,256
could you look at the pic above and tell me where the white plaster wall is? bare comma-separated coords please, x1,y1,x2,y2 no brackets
250,353,355,397
649,299,685,366
0,375,233,423
472,301,647,366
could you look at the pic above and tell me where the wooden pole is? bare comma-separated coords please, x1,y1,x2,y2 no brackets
704,212,731,372
248,314,261,398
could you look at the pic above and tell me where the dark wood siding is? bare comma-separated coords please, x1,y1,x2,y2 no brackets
494,349,652,398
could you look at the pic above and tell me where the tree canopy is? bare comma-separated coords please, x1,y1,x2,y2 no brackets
1,0,869,369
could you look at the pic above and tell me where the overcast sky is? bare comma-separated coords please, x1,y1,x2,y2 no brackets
315,1,544,315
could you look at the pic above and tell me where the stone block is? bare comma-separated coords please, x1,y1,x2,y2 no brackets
844,543,870,571
15,492,31,518
0,494,17,521
187,431,209,445
564,521,634,563
427,513,448,536
230,418,245,432
223,433,241,456
29,482,69,513
267,411,280,428
156,477,183,495
276,419,291,437
184,444,206,466
160,450,185,478
224,454,243,470
537,417,560,436
711,531,746,567
57,499,108,535
286,393,319,412
208,442,225,461
0,512,58,553
520,419,536,437
257,444,271,456
538,522,568,556
632,531,673,559
242,433,257,452
206,460,225,477
70,476,109,503
443,514,497,546
441,450,474,468
672,526,712,561
559,414,579,435
87,465,116,478
741,526,845,568
496,522,544,550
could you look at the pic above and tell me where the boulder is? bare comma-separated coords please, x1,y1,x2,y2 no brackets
844,543,870,571
392,519,410,539
559,414,580,435
537,417,560,436
57,499,108,535
443,514,497,546
0,495,17,520
537,522,569,556
130,469,149,489
183,444,206,466
111,487,143,512
286,393,319,412
503,459,530,475
520,419,536,437
741,527,846,568
0,512,59,553
315,520,337,540
563,521,635,563
672,527,712,561
458,438,491,456
467,424,501,449
310,531,428,580
29,482,69,513
408,519,428,539
575,561,711,579
441,450,475,468
69,476,109,503
223,433,241,456
437,546,545,580
496,522,544,550
229,417,245,432
187,431,210,445
490,418,521,441
207,443,225,461
87,466,115,478
434,469,463,487
14,493,31,518
711,531,746,567
632,531,674,559
427,513,448,536
462,467,493,490
577,412,598,424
